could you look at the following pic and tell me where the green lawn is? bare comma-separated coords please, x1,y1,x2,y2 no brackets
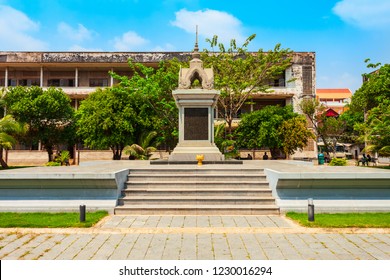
286,212,390,228
0,211,108,228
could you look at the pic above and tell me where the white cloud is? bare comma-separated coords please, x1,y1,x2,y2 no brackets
333,0,390,29
113,31,149,51
0,5,46,50
151,43,176,52
171,9,245,45
68,45,103,52
57,22,95,42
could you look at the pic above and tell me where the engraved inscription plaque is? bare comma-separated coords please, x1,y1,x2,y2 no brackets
184,108,208,140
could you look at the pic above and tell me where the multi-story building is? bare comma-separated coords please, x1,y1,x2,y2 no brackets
316,88,352,115
0,51,316,158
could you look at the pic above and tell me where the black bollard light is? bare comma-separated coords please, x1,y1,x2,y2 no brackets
80,205,86,222
308,198,315,222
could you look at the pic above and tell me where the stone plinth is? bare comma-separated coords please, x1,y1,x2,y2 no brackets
169,89,223,161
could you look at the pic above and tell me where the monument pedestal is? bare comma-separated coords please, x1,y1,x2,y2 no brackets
169,89,223,162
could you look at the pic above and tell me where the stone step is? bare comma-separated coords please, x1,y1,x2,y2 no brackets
128,168,264,175
122,188,273,197
128,174,267,182
118,196,276,205
114,205,280,215
126,181,269,187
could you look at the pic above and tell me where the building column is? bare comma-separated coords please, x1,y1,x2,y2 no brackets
75,68,79,87
110,68,114,86
75,99,78,110
5,67,8,87
40,66,44,87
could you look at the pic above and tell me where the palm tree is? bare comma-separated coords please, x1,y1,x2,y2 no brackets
123,131,160,160
0,115,26,168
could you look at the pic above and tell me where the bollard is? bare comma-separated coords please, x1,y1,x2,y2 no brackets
308,198,314,222
80,205,86,222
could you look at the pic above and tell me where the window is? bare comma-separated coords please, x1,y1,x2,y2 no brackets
89,78,108,87
48,79,74,87
266,71,285,87
18,79,40,86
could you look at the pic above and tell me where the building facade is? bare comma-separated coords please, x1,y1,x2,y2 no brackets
316,88,352,115
0,51,316,158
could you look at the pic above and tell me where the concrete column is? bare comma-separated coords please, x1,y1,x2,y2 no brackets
75,99,78,110
5,67,8,87
110,68,114,86
75,68,79,87
40,66,43,87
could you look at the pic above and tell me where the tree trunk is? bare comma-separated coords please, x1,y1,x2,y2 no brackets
0,148,8,169
46,146,54,162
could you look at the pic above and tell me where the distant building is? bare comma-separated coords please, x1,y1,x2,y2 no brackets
315,88,352,115
0,51,316,158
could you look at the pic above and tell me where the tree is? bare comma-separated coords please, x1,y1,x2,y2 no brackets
356,100,390,156
350,61,390,113
0,115,26,168
202,34,292,135
111,59,182,151
5,86,75,162
76,86,147,160
235,105,314,159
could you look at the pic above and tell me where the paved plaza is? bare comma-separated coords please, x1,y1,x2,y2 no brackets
1,215,389,260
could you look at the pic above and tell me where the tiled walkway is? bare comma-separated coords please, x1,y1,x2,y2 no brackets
1,215,389,260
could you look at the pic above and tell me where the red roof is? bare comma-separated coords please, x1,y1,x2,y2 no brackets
316,89,352,94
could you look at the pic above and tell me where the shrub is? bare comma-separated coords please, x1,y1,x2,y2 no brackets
45,161,61,166
329,158,347,166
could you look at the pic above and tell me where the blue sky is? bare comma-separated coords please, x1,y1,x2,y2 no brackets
0,0,389,92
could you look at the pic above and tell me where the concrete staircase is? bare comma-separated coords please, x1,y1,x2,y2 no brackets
114,167,280,215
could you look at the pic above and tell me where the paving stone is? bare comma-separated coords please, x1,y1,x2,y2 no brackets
209,216,223,227
101,216,125,228
127,234,154,259
179,233,197,260
161,234,181,260
212,234,232,260
144,216,161,227
226,234,249,260
232,216,250,227
91,234,125,260
72,234,110,260
56,234,94,260
221,216,236,227
170,216,185,228
157,216,173,228
196,216,210,227
39,234,79,260
27,234,67,260
244,216,263,227
240,234,267,259
183,216,196,227
144,234,168,260
116,217,136,228
256,216,277,227
196,234,214,260
0,234,33,259
3,234,47,260
109,234,139,260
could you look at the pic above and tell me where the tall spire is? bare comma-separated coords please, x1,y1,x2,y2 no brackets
192,25,200,59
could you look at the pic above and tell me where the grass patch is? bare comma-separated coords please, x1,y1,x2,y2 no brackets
286,212,390,228
0,211,108,228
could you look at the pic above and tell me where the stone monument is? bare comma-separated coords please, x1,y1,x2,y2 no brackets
169,30,223,161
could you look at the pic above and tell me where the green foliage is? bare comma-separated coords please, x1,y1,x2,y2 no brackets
54,150,70,165
350,61,390,112
123,130,160,160
45,161,61,166
202,34,292,134
328,158,347,166
235,105,313,158
5,86,75,162
299,98,347,157
76,87,146,160
350,62,390,156
110,59,182,150
286,212,390,228
0,211,108,228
